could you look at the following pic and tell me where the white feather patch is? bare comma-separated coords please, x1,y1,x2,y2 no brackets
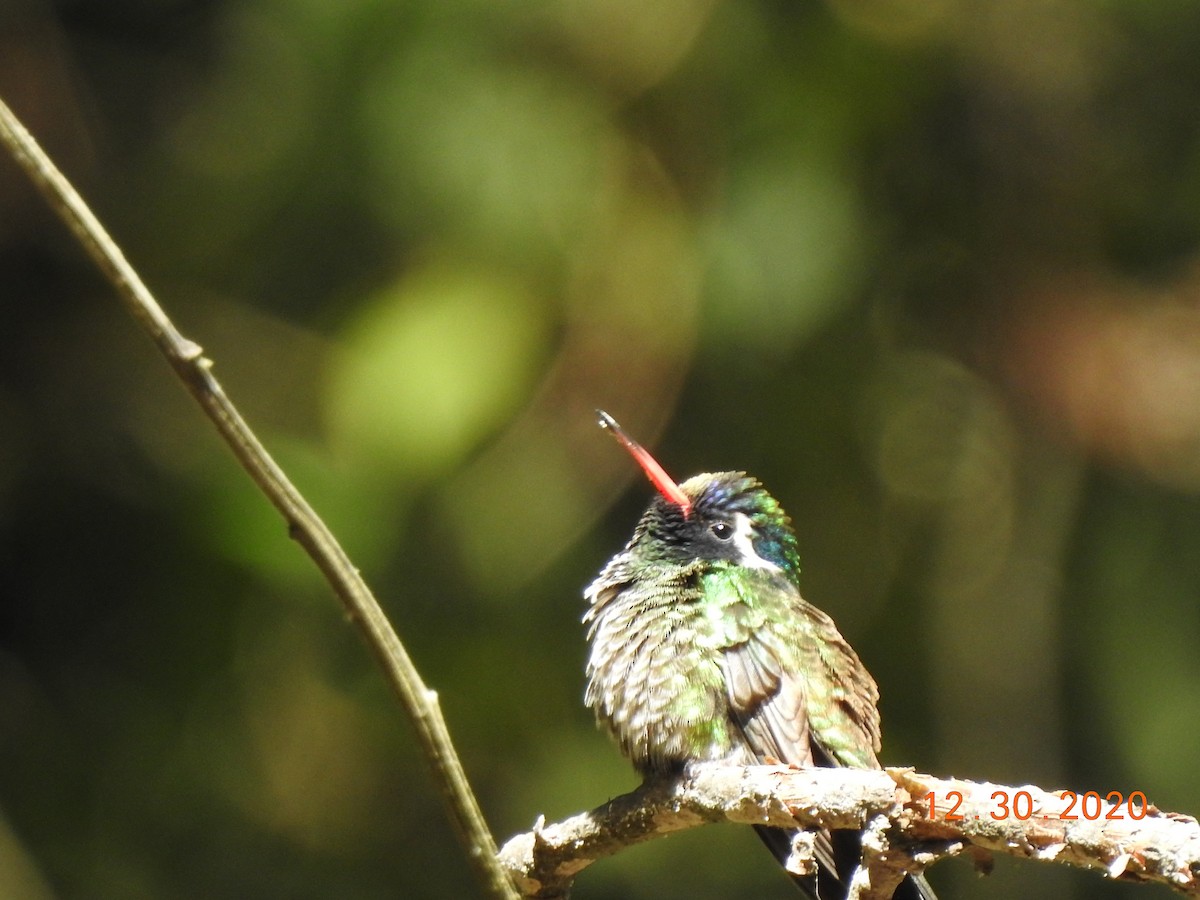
731,512,780,571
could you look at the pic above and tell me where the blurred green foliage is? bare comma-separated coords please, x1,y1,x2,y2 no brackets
3,0,1200,898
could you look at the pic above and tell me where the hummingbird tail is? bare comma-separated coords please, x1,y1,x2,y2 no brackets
753,825,937,900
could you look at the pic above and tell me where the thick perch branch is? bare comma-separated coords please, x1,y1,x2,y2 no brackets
499,764,1200,898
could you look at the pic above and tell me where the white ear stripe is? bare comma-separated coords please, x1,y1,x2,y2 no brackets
731,512,780,571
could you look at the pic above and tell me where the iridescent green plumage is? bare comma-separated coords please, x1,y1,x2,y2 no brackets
585,473,881,776
586,417,934,900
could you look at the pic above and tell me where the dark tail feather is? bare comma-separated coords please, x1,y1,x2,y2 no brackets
753,826,937,900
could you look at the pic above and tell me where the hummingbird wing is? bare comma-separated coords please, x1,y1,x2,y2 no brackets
717,571,881,770
721,636,846,897
792,597,883,770
716,573,941,900
722,630,814,766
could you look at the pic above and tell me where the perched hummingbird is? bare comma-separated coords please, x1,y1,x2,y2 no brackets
584,411,935,900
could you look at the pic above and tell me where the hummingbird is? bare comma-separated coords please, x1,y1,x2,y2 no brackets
584,411,935,900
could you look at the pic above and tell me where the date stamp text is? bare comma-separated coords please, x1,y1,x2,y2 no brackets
925,790,1148,822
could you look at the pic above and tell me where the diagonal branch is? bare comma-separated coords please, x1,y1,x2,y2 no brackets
0,96,518,900
498,764,1200,898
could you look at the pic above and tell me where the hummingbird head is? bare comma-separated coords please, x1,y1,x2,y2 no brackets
597,411,801,580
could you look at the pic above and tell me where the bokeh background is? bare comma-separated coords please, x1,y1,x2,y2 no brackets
3,0,1200,897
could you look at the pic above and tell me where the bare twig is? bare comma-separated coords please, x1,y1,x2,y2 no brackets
0,96,518,900
498,764,1200,898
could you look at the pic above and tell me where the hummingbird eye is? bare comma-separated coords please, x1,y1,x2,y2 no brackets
709,521,734,541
